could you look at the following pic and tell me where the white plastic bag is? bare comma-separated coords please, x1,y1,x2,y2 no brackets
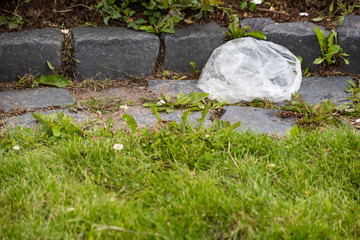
197,37,302,103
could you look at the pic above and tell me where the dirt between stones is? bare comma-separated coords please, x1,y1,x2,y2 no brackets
72,80,158,107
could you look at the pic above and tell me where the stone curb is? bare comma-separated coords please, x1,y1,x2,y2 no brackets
1,15,359,83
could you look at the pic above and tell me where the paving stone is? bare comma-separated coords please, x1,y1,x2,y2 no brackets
0,88,74,112
5,109,89,128
162,22,227,73
0,28,63,83
297,76,351,105
338,15,360,74
73,27,159,81
221,106,294,135
241,19,328,72
148,80,202,96
124,106,211,127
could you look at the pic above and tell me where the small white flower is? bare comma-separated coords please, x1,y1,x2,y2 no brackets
120,105,128,110
251,0,262,4
61,29,69,34
157,100,166,105
13,145,20,151
113,143,124,151
299,12,309,16
199,105,205,109
205,134,210,139
266,163,276,168
356,118,360,123
66,207,75,212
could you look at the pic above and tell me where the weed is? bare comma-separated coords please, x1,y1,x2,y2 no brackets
17,69,37,88
17,61,74,88
282,81,360,128
296,55,311,77
78,96,123,114
239,98,279,109
95,0,221,34
313,27,349,66
189,61,200,77
32,111,84,138
342,79,360,117
144,92,225,114
0,15,23,30
223,9,266,40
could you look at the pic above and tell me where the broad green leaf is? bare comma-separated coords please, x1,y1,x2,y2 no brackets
135,18,145,24
165,108,174,113
328,32,335,47
161,27,174,33
296,55,304,65
111,11,121,19
122,114,138,132
314,27,327,55
149,104,161,121
51,125,62,137
249,2,256,12
103,16,110,25
8,21,19,30
312,17,324,22
225,121,241,137
313,58,324,64
164,94,171,102
0,16,6,24
329,2,334,13
181,110,191,130
343,57,349,65
187,92,209,104
149,16,156,25
35,75,72,88
171,14,182,23
328,45,340,55
46,61,55,72
240,1,247,10
289,124,300,137
139,25,156,33
127,21,136,28
246,31,267,40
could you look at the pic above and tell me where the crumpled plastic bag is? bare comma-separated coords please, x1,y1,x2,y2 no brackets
197,37,302,103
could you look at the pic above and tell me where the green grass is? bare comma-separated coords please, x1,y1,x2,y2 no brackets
0,115,359,239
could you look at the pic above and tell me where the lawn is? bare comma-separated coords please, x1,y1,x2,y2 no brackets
0,113,359,239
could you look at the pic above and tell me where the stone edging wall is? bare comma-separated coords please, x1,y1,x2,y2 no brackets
0,15,359,83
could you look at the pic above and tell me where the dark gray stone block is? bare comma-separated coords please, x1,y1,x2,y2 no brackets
0,88,74,112
241,19,328,72
162,22,227,73
73,27,159,81
240,17,275,32
148,80,202,96
297,76,351,105
221,106,294,135
0,28,63,83
5,109,89,128
338,15,360,74
263,22,329,72
125,106,211,127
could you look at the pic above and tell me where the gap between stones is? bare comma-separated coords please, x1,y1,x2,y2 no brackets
58,29,77,81
153,34,166,76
